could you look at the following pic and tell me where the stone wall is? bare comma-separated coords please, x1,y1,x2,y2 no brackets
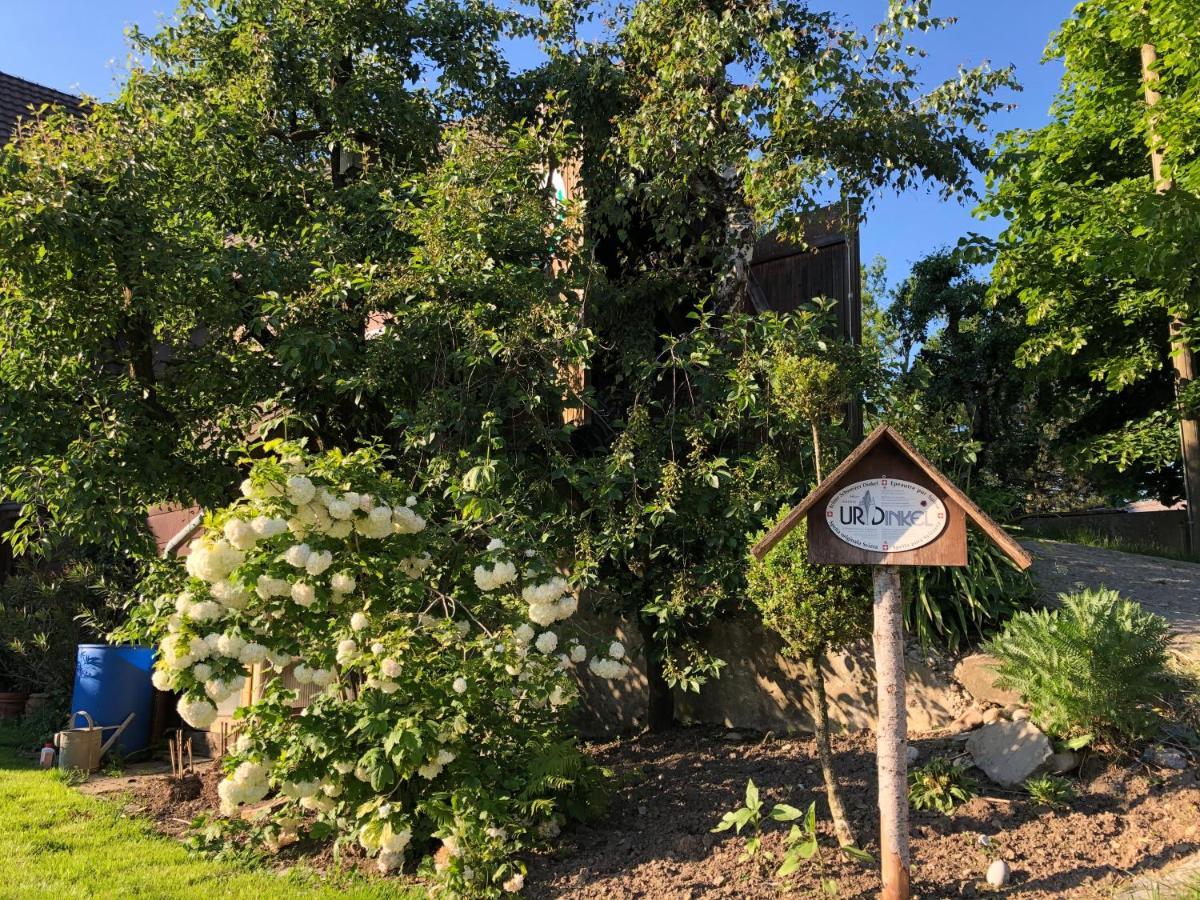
571,608,967,737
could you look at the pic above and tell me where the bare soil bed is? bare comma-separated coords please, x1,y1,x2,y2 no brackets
525,726,1200,899
113,725,1199,898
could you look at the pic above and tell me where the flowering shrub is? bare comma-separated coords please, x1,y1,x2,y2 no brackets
130,444,628,895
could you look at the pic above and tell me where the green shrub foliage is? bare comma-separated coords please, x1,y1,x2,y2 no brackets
987,588,1173,742
745,517,870,661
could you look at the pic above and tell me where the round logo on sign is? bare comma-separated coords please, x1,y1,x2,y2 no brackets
825,478,947,553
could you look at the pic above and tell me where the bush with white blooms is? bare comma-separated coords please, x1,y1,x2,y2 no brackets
130,445,629,896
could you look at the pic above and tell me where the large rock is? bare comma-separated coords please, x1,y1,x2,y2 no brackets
966,719,1053,786
954,653,1022,706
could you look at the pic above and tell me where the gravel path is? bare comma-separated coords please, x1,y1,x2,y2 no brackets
1025,540,1200,662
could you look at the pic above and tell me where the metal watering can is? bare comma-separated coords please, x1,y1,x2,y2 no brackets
54,710,135,773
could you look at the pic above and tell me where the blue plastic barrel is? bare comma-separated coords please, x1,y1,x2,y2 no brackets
70,644,156,754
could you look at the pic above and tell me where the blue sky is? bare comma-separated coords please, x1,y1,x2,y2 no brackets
1,0,1075,290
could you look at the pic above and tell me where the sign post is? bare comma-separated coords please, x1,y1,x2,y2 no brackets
752,425,1031,899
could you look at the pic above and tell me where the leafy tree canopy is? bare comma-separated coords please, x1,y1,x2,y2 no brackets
0,0,1012,699
980,0,1199,498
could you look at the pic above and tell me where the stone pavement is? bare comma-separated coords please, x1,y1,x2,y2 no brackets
1024,540,1200,663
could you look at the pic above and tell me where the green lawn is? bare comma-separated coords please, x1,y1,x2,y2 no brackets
0,728,418,900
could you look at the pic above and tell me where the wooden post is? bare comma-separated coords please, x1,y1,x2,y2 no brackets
872,565,910,900
1140,38,1200,553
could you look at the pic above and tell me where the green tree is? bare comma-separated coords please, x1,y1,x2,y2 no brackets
1,0,1014,726
981,0,1200,518
746,518,870,847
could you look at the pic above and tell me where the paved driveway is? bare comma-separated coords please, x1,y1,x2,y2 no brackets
1024,540,1200,662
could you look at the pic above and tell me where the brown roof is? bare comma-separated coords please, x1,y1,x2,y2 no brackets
751,424,1033,569
0,71,83,145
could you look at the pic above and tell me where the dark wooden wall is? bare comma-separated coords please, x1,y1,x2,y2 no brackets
749,203,863,438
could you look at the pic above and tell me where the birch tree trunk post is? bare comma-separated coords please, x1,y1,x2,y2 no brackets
872,565,910,900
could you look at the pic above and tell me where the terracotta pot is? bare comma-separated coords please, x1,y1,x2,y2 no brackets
0,692,29,720
24,692,51,715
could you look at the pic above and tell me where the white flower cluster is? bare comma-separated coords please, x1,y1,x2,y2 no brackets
217,760,271,814
474,560,517,591
523,577,578,626
534,631,558,655
178,696,218,729
185,539,245,583
587,641,630,680
418,748,456,780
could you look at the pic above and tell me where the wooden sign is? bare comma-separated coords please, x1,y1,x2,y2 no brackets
751,425,1031,900
752,425,1029,570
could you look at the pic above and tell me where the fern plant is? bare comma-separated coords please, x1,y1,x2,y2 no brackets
986,588,1172,743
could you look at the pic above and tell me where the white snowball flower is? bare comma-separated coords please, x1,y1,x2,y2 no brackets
502,873,525,893
251,515,288,538
255,575,289,599
535,631,558,655
608,641,626,660
240,478,255,498
305,549,333,576
336,639,358,664
177,696,218,729
291,582,316,607
326,498,354,520
569,642,587,664
224,518,258,551
474,561,517,591
310,668,335,687
205,678,233,702
216,633,246,659
381,825,412,853
151,669,175,691
588,657,631,680
486,538,506,551
239,642,269,666
330,571,357,594
192,662,213,682
452,677,467,694
286,474,316,506
350,612,369,632
392,506,426,534
325,519,353,539
186,600,223,623
293,664,313,684
268,650,292,669
284,543,312,568
514,623,535,644
381,658,402,678
185,539,244,583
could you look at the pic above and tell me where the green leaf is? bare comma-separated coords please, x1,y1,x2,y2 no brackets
745,779,760,811
770,803,804,822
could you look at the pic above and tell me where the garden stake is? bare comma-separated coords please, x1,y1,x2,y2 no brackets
752,425,1032,900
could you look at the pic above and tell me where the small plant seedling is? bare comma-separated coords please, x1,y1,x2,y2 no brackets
714,780,873,895
1024,774,1075,807
908,757,978,814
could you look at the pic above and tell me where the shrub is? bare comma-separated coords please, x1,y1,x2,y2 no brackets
986,587,1172,743
907,758,977,814
120,444,625,896
746,518,871,663
905,532,1037,651
0,560,130,696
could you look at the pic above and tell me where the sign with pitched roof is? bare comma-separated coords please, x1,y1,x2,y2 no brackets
751,424,1031,570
